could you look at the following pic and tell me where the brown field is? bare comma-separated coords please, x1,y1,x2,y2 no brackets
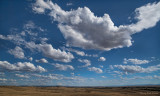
0,86,160,96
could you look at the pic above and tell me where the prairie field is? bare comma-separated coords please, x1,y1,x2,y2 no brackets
0,86,160,96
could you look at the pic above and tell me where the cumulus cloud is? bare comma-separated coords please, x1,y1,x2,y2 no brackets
0,33,74,63
64,48,97,57
32,74,61,80
53,63,74,71
8,46,25,59
15,74,30,78
32,0,160,51
101,76,106,78
98,57,106,61
26,42,74,63
29,57,33,61
35,58,48,63
78,59,91,67
123,58,150,64
129,2,160,33
0,61,46,72
66,3,73,6
88,67,103,73
114,64,160,73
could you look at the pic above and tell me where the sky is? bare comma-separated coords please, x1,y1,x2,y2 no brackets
0,0,160,86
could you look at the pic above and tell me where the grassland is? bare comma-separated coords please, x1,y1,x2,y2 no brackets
0,86,160,96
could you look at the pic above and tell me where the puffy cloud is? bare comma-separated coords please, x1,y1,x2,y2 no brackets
78,59,91,67
129,2,160,33
32,0,160,51
8,46,25,59
0,78,7,81
0,34,25,45
53,63,74,71
66,3,73,6
123,58,149,64
66,48,86,56
101,76,106,78
32,74,60,80
29,57,33,61
35,58,48,63
0,32,74,63
88,67,103,73
114,64,160,73
99,65,103,68
0,61,46,72
154,75,160,79
25,42,74,63
98,57,106,61
121,75,160,80
15,74,30,78
64,48,98,57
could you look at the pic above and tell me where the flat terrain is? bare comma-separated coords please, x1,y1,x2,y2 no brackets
0,86,160,96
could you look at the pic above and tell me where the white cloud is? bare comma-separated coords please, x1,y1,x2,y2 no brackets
32,0,160,51
154,75,160,79
121,75,160,80
53,63,74,71
65,48,86,56
15,74,30,78
8,46,25,59
129,2,160,33
35,58,48,63
0,32,74,63
23,21,45,36
26,42,74,63
123,58,150,64
99,65,103,68
98,57,106,61
0,61,46,72
29,57,33,61
0,78,7,82
66,3,73,6
88,67,103,73
78,59,91,67
101,76,106,78
64,48,97,57
114,64,160,73
32,74,60,80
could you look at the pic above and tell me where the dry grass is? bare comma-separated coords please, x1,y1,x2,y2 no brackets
0,86,160,96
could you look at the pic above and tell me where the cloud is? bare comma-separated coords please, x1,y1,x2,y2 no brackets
29,57,33,61
0,61,46,72
35,58,48,63
32,74,61,80
0,78,7,82
65,48,86,56
123,58,150,64
78,59,91,67
66,3,73,6
53,63,74,71
32,0,160,51
88,67,103,73
26,42,74,63
129,2,160,33
121,75,160,80
101,76,106,78
98,57,106,61
0,30,74,63
15,74,30,78
64,48,97,57
114,64,160,73
8,46,25,59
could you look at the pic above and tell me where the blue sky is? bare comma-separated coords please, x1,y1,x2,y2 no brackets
0,0,160,86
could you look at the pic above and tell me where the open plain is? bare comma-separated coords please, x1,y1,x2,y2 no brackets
0,86,160,96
